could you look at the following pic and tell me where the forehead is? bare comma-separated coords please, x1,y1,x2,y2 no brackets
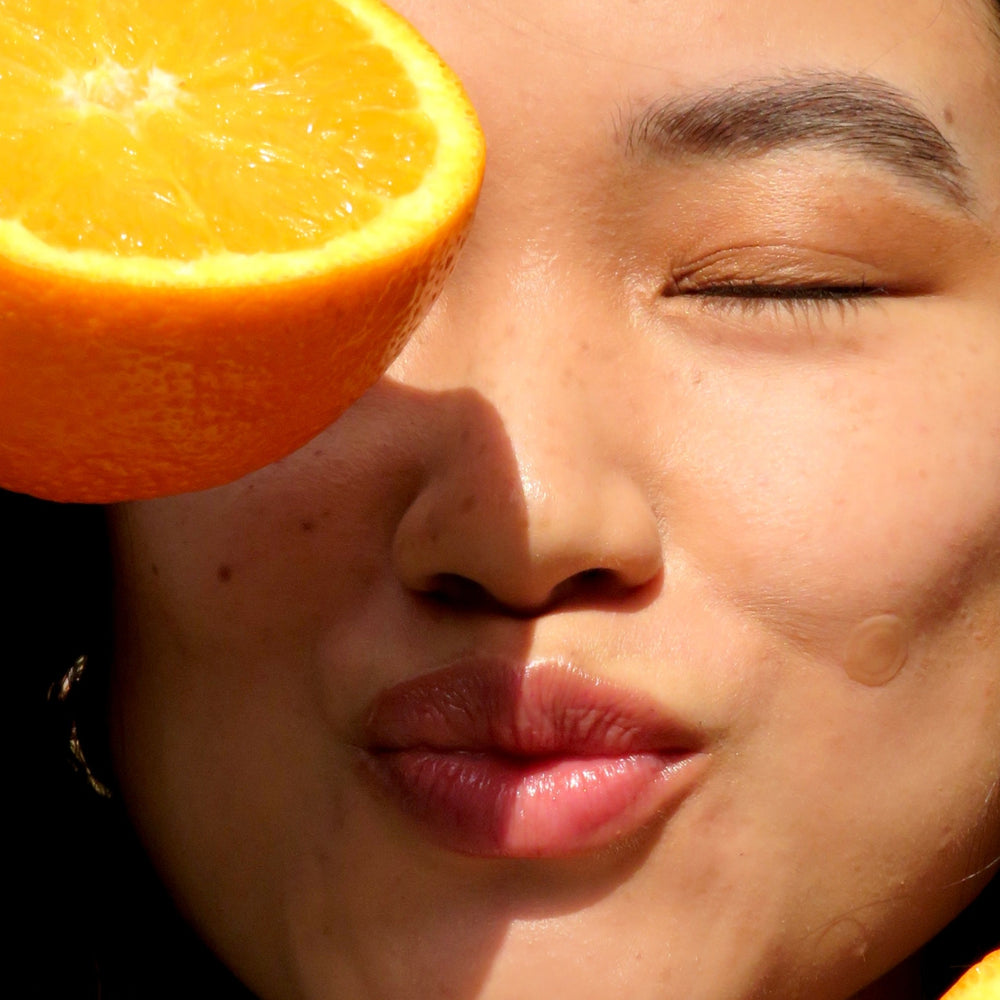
396,0,1000,213
397,0,998,80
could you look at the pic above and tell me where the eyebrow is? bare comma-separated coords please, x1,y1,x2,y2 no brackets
625,73,972,208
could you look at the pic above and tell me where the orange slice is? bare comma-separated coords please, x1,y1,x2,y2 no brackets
0,0,484,502
941,950,1000,1000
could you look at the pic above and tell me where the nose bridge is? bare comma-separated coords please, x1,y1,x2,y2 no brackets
438,213,612,436
445,229,618,489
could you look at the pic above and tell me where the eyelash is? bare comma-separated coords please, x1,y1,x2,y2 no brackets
678,281,887,317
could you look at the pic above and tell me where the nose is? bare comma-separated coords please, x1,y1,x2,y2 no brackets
389,248,663,617
392,435,663,614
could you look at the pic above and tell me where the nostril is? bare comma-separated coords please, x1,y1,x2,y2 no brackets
548,566,653,608
571,568,617,589
419,566,656,618
422,573,502,613
551,568,617,603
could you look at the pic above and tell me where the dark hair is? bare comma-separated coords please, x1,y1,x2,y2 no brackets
8,491,251,999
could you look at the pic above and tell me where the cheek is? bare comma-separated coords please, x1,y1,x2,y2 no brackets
110,396,417,660
666,307,1000,652
106,406,408,849
107,429,410,983
646,301,1000,922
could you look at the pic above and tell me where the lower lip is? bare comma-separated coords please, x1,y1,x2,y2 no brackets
364,748,702,858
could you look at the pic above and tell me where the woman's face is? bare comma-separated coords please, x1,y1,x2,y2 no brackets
109,1,1000,998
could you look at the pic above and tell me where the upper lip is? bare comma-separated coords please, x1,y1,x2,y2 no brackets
361,659,703,757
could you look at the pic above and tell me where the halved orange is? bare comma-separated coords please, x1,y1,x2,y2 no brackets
941,950,1000,1000
0,0,484,502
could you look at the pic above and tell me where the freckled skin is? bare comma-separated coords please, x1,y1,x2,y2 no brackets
109,2,1000,1000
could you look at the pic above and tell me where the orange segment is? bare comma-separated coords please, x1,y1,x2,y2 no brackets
0,0,484,501
941,950,1000,1000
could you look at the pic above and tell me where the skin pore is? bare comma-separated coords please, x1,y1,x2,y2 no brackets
108,2,1000,999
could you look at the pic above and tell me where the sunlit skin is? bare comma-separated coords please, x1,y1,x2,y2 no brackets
109,1,1000,998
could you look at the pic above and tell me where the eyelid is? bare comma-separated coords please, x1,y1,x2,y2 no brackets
661,243,901,316
666,243,886,292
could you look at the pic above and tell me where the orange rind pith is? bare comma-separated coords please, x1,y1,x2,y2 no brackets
0,0,484,502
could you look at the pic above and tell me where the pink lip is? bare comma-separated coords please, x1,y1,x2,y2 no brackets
359,661,705,858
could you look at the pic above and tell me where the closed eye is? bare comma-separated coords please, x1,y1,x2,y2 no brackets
694,282,884,300
673,280,888,318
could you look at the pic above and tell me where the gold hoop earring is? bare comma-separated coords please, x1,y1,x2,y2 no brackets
49,655,113,800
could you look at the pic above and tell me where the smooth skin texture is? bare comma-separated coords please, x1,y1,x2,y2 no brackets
109,1,1000,998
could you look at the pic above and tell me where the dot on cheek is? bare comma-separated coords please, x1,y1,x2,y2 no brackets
842,614,910,686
